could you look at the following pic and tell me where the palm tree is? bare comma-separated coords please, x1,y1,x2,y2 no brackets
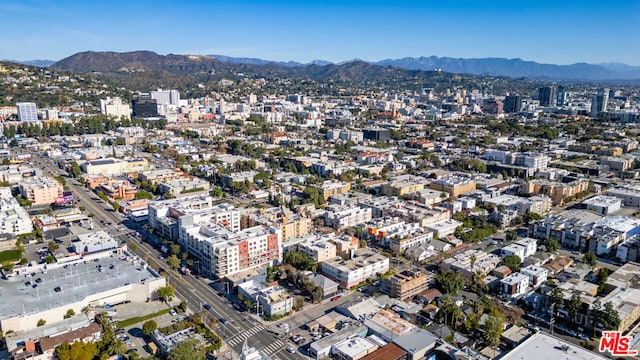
470,254,477,272
107,338,127,356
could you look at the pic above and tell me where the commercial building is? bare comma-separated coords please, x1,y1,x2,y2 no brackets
381,269,431,301
501,332,608,360
95,179,138,201
238,280,293,317
19,176,63,206
591,88,609,118
75,231,119,254
392,328,440,360
332,336,379,360
582,195,622,215
538,86,557,107
99,97,131,119
607,185,640,207
179,220,282,279
364,310,416,342
321,249,389,289
0,187,34,235
0,251,166,332
81,158,151,176
16,102,38,122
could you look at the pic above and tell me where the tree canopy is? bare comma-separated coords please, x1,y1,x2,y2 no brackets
436,271,465,295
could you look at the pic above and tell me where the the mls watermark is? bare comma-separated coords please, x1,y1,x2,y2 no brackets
599,331,638,356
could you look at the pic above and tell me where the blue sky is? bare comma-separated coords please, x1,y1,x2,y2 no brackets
1,0,639,65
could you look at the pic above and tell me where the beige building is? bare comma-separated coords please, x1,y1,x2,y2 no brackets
299,240,337,263
382,181,425,197
315,180,351,200
429,175,476,197
381,269,431,301
242,207,312,240
19,177,63,206
81,158,151,176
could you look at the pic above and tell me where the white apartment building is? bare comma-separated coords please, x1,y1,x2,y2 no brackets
520,265,548,288
0,187,34,235
425,219,462,238
16,102,38,122
100,97,131,119
324,205,372,229
148,195,216,240
19,176,63,206
442,249,501,278
321,249,389,289
582,195,622,215
501,238,537,259
500,272,530,299
179,221,282,279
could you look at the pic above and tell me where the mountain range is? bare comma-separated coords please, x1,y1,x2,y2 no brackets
6,52,639,81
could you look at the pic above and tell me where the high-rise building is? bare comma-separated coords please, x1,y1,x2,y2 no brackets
132,98,159,117
556,85,567,106
504,95,522,113
538,86,557,107
100,97,131,119
591,88,610,118
149,89,180,106
16,102,38,121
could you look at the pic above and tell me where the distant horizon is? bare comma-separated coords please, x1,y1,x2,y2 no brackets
6,51,640,68
1,0,639,66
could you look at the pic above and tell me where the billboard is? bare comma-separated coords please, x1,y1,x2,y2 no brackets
55,190,74,205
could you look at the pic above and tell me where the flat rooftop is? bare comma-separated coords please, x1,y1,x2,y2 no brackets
0,254,159,320
500,332,608,360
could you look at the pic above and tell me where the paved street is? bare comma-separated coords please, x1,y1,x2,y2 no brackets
30,152,302,359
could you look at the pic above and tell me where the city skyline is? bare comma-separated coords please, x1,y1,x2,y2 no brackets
1,0,639,66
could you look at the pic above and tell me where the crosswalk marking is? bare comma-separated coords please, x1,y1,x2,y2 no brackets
227,325,267,346
261,340,285,354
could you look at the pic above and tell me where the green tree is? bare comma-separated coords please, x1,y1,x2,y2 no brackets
142,320,157,335
157,285,175,302
44,255,55,264
550,287,564,308
583,252,597,267
37,319,46,327
64,309,75,319
283,251,314,271
484,314,504,348
294,296,305,311
436,271,465,295
107,338,127,356
505,230,518,242
567,293,582,324
437,295,464,327
500,255,522,272
544,238,560,252
69,162,82,178
210,187,223,197
134,190,154,200
112,202,120,212
167,254,180,270
596,268,609,294
128,242,138,253
168,338,206,360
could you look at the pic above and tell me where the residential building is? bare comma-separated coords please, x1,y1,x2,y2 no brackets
429,175,476,197
425,219,462,238
442,250,501,278
591,88,609,118
314,180,351,200
299,240,337,263
500,272,530,298
324,205,372,229
220,171,258,187
157,177,210,197
179,221,282,279
148,195,216,241
0,187,34,235
242,207,312,240
501,238,537,259
520,265,548,288
382,181,424,197
381,269,431,301
321,249,389,288
520,178,590,206
19,176,63,206
16,102,38,122
138,169,186,184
